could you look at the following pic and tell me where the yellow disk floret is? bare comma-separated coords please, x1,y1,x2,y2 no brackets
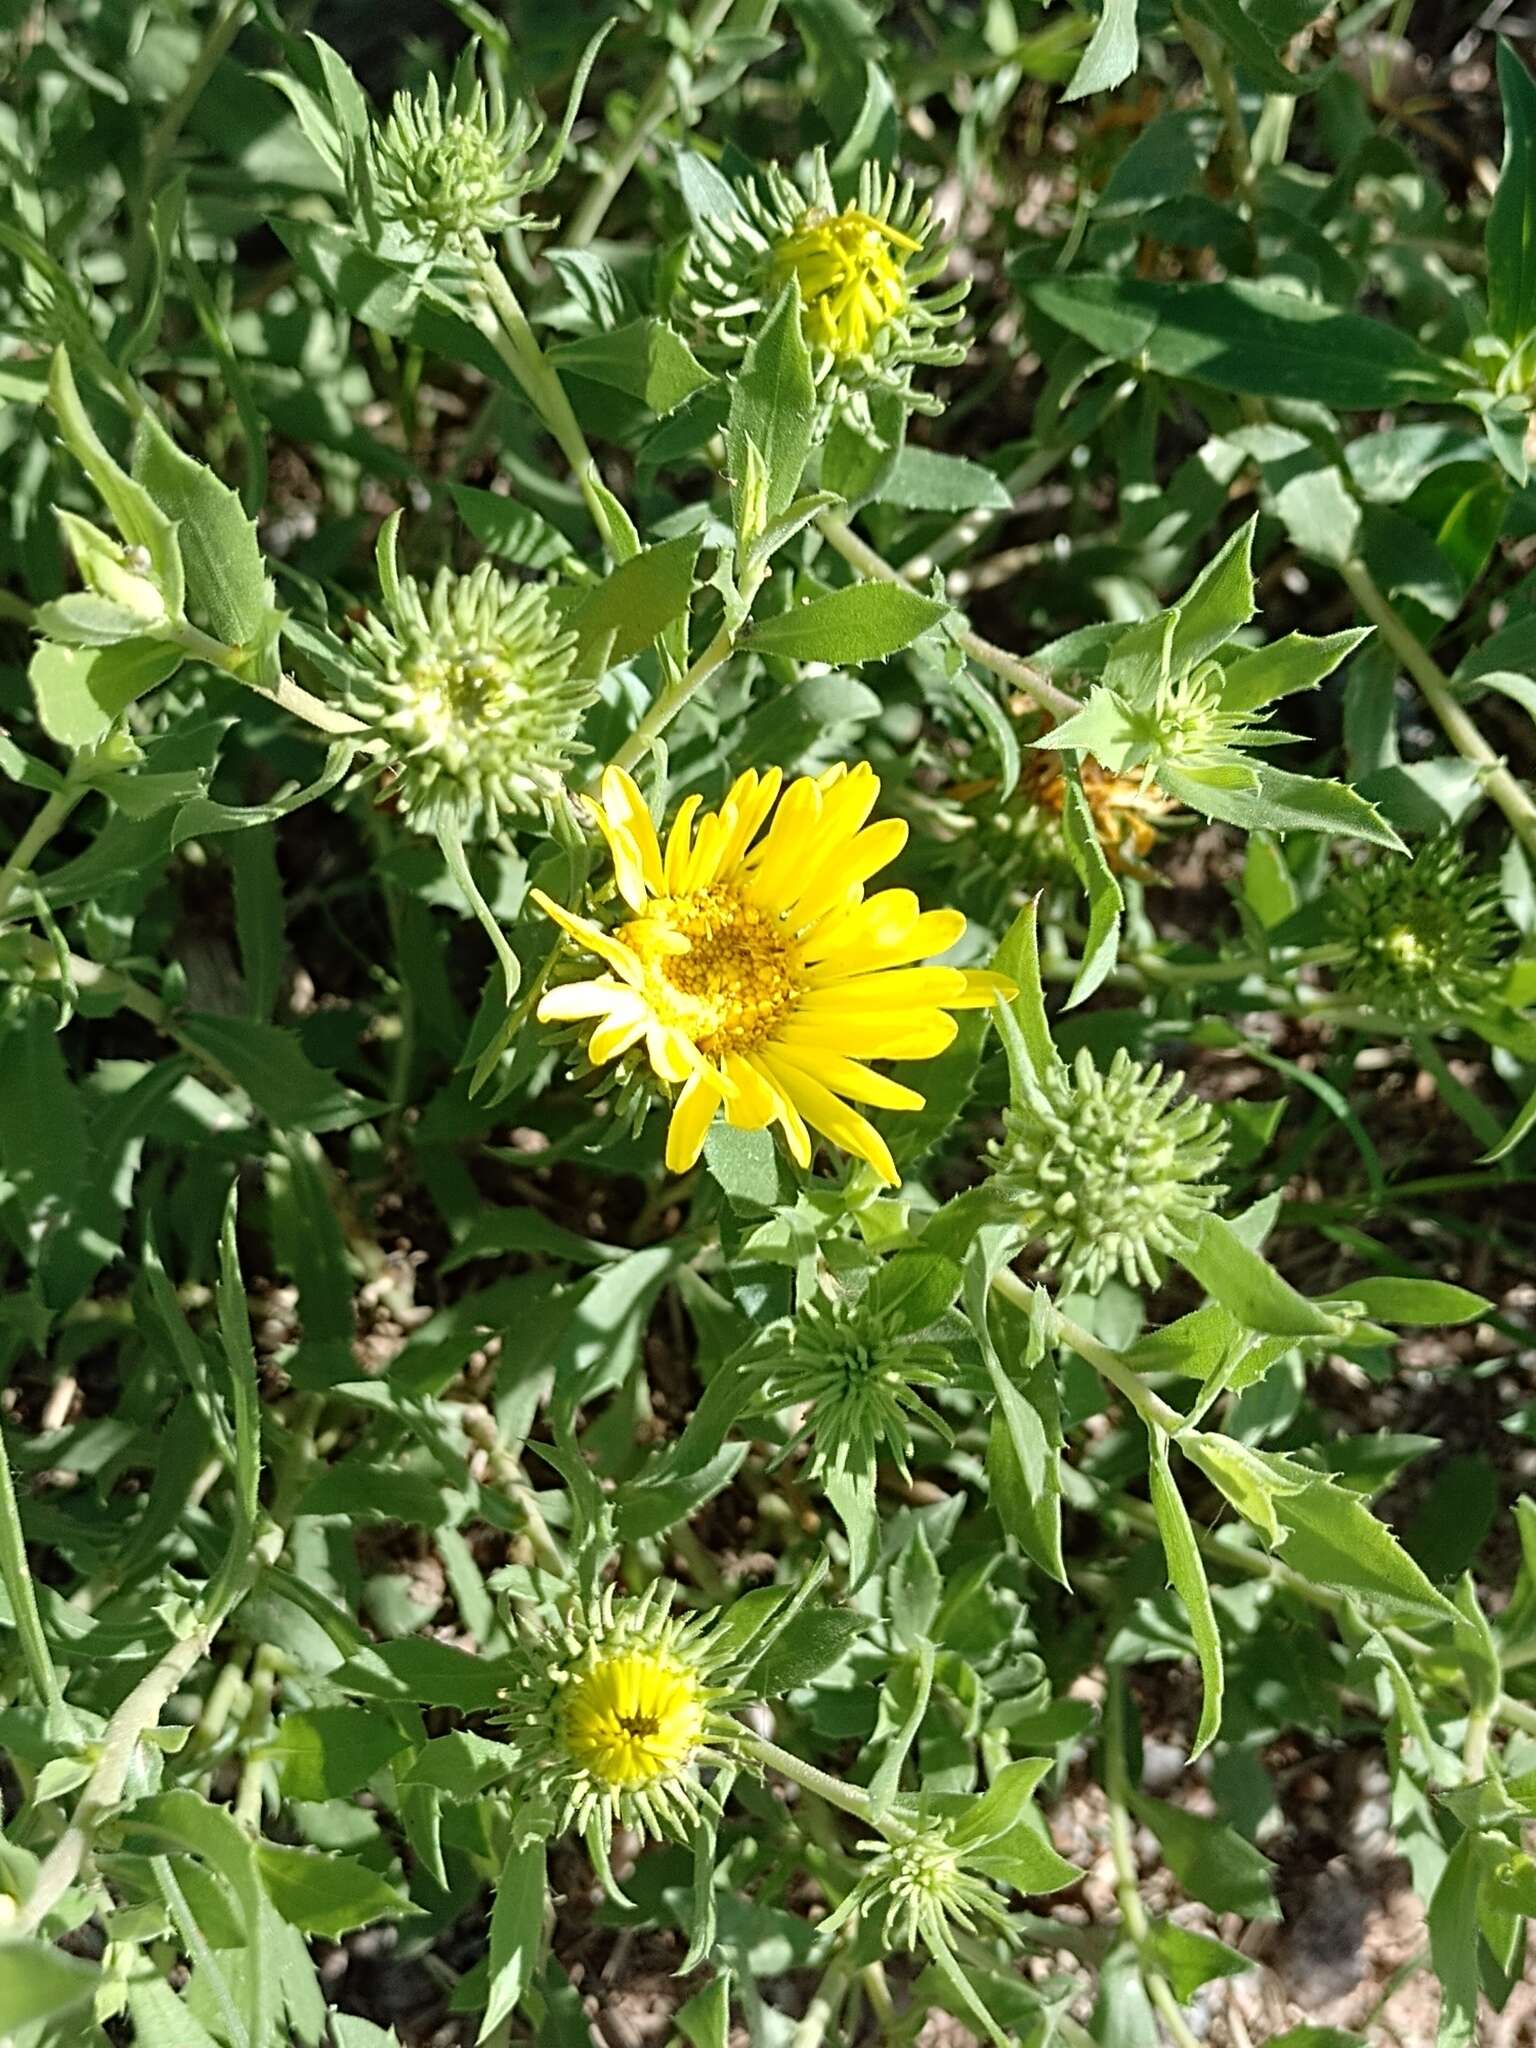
559,1649,708,1789
769,207,917,359
534,762,1014,1186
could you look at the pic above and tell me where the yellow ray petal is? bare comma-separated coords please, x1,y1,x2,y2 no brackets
722,1053,778,1129
787,817,911,926
949,968,1020,1008
666,1068,723,1172
715,766,783,877
775,1010,958,1060
532,890,645,985
601,766,665,878
764,1055,900,1186
749,1054,813,1166
771,1047,926,1112
536,978,635,1021
663,793,704,893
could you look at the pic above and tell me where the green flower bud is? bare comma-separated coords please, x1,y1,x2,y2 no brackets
990,1047,1228,1292
367,58,544,249
850,1825,1015,1953
348,528,595,839
1329,834,1511,1023
755,1287,952,1490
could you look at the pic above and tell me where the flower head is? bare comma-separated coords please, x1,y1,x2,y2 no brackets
1329,834,1511,1022
498,1582,745,1845
991,1046,1228,1292
349,537,593,838
850,1826,1015,1953
681,153,966,426
365,55,545,250
756,1284,953,1487
534,763,1012,1185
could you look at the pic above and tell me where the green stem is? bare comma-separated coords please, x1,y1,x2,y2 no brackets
167,621,369,738
815,513,1078,723
0,1427,68,1722
738,1730,880,1828
130,0,252,291
0,781,85,922
468,239,618,551
790,1951,856,2048
18,1526,281,1936
564,0,739,248
1177,4,1254,199
1340,557,1536,864
606,609,746,777
991,1268,1189,1435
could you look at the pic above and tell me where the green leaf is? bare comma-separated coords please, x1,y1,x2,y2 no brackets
1181,0,1329,91
1427,1831,1481,2048
257,1843,416,1939
571,533,699,670
1160,760,1407,850
883,446,1011,512
131,410,268,649
751,1607,866,1694
1141,1919,1252,2001
446,485,570,570
1182,1432,1307,1547
675,1974,732,2048
1274,1479,1457,1622
551,320,714,417
128,1789,272,2048
1131,1792,1278,1918
177,1014,375,1132
1148,1434,1224,1758
336,1637,507,1711
1063,0,1138,100
1180,1212,1347,1338
1022,276,1459,408
480,1841,545,2041
215,1185,262,1562
1171,518,1256,671
1059,757,1123,1005
1219,629,1371,713
1331,1277,1490,1326
399,1731,515,1798
0,1938,100,2030
727,281,815,535
259,1706,412,1801
46,348,183,614
746,582,949,663
30,638,183,750
1489,43,1536,347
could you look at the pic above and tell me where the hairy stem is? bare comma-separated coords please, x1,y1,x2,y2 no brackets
565,0,739,248
18,1527,281,1937
0,1427,69,1722
738,1730,879,1828
0,781,85,922
990,1267,1189,1435
1341,557,1536,863
469,241,620,552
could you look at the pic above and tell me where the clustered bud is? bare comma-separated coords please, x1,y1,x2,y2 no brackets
349,530,594,839
364,55,547,251
1329,833,1512,1023
991,1047,1228,1292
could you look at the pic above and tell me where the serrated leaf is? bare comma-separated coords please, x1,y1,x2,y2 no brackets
257,1843,416,1939
727,281,815,534
132,410,268,649
1148,1434,1224,1757
0,1939,100,2029
480,1841,545,2040
571,533,699,669
1489,43,1536,346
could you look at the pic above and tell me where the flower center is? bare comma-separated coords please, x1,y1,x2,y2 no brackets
559,1649,706,1789
406,645,519,729
769,207,915,359
624,882,803,1059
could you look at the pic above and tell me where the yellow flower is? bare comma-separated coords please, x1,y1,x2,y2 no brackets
534,762,1012,1186
769,206,919,359
559,1648,707,1790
